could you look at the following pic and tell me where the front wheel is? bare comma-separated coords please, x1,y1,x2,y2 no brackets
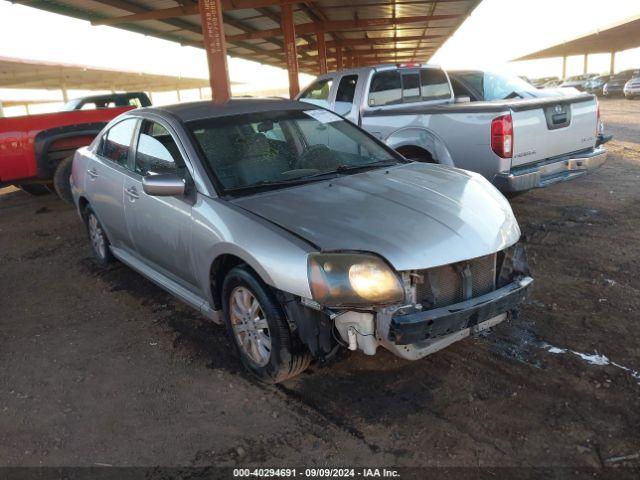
222,265,311,383
53,156,74,204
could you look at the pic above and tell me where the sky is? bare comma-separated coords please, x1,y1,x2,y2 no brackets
0,0,639,115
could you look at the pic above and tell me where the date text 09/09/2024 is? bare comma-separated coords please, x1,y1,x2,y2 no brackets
233,468,401,478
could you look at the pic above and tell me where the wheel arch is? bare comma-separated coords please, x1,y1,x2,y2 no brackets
33,123,107,179
385,126,455,166
208,250,274,312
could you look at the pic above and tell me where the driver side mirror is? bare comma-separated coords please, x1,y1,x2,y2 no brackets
454,96,471,104
142,173,185,197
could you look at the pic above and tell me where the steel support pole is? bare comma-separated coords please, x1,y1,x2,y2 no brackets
62,85,69,103
200,0,231,103
281,4,300,98
176,88,182,102
0,102,4,118
610,51,616,75
562,56,567,79
317,30,327,75
336,46,343,71
583,54,588,74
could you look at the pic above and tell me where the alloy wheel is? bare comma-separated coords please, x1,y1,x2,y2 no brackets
229,286,271,366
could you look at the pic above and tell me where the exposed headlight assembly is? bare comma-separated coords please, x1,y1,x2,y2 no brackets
307,253,404,307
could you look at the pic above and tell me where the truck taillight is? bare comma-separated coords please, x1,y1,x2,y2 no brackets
596,98,603,136
491,114,513,159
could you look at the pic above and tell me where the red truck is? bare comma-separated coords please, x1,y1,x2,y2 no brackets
0,92,150,202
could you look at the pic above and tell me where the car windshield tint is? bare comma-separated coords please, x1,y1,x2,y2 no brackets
188,109,399,193
457,71,539,101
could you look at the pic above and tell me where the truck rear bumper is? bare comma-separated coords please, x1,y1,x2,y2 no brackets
493,147,607,192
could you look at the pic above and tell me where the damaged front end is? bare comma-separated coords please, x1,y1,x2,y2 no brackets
283,244,533,362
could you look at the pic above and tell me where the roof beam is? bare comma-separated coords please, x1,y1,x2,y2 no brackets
92,0,303,25
226,14,460,40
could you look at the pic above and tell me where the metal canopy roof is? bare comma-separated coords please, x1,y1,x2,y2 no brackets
15,0,482,74
514,15,640,61
0,55,214,91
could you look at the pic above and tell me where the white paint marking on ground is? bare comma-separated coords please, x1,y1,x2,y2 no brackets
541,343,640,384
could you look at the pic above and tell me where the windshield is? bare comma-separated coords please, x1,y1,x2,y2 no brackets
454,71,539,101
188,109,400,194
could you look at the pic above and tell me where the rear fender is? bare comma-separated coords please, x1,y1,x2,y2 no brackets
385,127,454,166
34,123,107,178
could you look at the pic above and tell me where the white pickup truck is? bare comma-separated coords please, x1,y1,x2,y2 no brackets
297,65,609,193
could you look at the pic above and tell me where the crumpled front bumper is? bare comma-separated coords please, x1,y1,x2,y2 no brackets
493,147,607,193
388,277,533,346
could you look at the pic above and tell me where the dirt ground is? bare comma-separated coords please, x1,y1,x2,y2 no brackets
1,98,639,471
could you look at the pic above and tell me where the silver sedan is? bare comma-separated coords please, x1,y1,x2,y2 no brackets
71,99,532,382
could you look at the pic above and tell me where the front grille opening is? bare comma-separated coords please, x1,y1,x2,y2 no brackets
412,254,497,309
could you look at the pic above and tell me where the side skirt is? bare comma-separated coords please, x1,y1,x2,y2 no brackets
110,246,221,323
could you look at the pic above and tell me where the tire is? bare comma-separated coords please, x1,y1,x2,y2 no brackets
53,156,74,204
18,184,52,196
222,265,311,383
84,207,114,266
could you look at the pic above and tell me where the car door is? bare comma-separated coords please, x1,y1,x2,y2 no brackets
122,118,199,291
85,117,138,251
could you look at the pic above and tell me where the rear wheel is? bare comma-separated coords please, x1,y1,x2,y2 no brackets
53,156,74,204
222,265,311,383
396,146,435,163
18,184,52,196
85,208,113,266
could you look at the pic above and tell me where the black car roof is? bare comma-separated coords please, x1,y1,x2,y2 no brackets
144,98,317,123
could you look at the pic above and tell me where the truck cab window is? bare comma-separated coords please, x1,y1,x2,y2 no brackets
420,69,452,101
368,71,402,106
402,73,421,103
135,121,182,176
101,118,137,167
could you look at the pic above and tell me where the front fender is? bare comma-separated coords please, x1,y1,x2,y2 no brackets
385,127,454,166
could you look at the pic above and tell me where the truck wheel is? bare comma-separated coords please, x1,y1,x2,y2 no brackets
85,208,114,266
18,184,52,196
222,265,311,383
53,156,74,204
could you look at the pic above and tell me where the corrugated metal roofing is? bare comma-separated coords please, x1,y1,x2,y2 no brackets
515,14,640,60
20,0,482,74
0,55,219,91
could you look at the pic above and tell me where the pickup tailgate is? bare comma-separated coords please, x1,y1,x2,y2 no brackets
510,95,598,167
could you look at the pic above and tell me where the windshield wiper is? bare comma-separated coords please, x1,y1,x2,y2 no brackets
297,159,400,180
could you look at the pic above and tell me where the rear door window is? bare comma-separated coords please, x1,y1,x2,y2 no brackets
368,71,402,106
334,74,358,115
101,118,137,167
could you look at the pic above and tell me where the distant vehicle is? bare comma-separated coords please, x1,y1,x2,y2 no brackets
62,92,151,111
604,70,640,97
584,75,611,95
0,92,150,201
70,98,532,382
299,65,608,193
624,77,640,99
531,76,559,88
560,74,598,91
542,78,563,88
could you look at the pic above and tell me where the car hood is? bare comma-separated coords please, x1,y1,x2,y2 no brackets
232,163,520,271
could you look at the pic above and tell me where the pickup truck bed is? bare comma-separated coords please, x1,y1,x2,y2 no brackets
298,65,607,193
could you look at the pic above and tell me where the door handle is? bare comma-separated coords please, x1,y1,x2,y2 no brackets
87,168,98,179
125,186,139,199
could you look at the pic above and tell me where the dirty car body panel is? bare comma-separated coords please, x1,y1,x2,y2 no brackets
71,99,532,372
